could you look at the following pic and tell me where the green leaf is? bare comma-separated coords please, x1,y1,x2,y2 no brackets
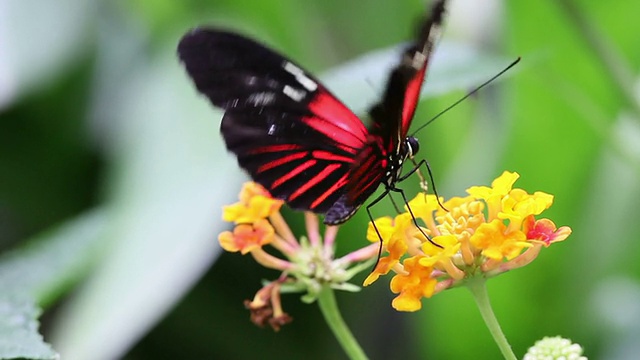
0,296,58,360
0,210,107,305
0,210,107,360
0,0,96,108
47,30,231,359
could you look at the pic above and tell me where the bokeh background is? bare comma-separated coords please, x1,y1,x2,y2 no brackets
2,0,639,359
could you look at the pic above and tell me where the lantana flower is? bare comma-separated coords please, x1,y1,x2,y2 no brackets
364,171,572,312
218,182,378,331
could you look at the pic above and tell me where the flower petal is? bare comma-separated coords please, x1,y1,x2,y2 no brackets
524,217,572,246
389,256,437,312
239,182,273,203
218,220,275,254
222,195,283,224
470,219,530,260
467,171,520,220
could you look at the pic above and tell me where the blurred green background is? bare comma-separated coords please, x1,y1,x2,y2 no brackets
2,0,639,359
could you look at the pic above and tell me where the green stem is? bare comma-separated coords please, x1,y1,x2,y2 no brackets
317,286,368,360
466,277,517,360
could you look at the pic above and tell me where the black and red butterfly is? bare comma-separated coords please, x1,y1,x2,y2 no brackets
178,0,447,233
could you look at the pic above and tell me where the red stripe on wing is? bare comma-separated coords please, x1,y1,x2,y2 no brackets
401,65,427,138
305,91,368,149
255,149,353,180
311,150,354,163
248,144,304,154
311,174,348,209
288,163,342,203
346,143,387,203
256,152,308,173
271,159,316,188
354,158,385,189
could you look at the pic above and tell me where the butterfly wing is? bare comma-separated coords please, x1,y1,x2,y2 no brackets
178,29,370,213
371,0,446,155
179,0,446,224
331,0,446,219
398,0,446,140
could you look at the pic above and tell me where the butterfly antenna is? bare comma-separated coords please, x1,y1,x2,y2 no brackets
410,56,521,137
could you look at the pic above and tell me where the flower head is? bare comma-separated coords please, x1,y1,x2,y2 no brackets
244,281,292,332
219,182,379,329
365,171,572,311
523,336,587,360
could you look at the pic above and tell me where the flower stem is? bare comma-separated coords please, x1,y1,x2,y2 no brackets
466,277,517,360
317,286,368,360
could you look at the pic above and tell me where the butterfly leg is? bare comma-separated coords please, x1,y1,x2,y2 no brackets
409,158,429,193
399,158,447,211
365,188,392,271
388,194,404,214
389,186,443,248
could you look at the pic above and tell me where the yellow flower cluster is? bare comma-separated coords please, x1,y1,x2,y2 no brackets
364,171,572,311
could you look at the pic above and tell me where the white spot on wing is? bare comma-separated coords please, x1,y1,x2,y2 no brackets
283,61,318,91
283,85,305,102
412,52,427,70
248,92,276,106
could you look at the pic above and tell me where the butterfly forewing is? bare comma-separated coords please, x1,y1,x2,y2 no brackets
343,1,446,207
399,3,444,140
178,29,369,213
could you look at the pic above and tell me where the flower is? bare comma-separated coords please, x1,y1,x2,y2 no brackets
363,214,412,286
219,219,274,254
219,182,379,329
524,217,572,246
244,281,292,332
365,171,572,311
523,336,587,360
389,256,437,311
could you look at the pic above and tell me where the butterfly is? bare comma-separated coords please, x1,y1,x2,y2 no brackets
178,0,447,230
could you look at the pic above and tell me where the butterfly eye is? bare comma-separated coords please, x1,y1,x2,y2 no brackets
406,136,420,158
